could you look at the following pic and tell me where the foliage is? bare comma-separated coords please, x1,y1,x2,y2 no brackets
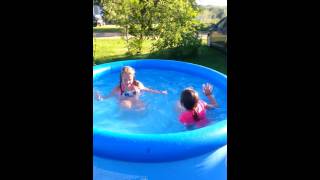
102,0,201,55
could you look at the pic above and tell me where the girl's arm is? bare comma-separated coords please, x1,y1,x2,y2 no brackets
95,87,119,101
205,94,218,109
142,87,168,94
202,83,218,109
137,81,168,94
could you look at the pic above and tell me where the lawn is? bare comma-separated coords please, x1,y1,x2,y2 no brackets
93,37,227,74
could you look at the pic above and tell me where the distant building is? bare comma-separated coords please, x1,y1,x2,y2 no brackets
93,5,105,26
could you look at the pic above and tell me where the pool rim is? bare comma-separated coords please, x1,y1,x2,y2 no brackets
93,59,227,162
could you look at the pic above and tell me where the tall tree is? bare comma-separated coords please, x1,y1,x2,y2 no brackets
102,0,201,54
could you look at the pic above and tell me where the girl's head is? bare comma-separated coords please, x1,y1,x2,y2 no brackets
180,88,199,110
120,66,136,87
180,88,200,121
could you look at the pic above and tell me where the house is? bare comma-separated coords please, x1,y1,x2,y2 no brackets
93,5,105,26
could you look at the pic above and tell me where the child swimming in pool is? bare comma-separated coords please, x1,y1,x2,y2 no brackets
178,83,218,129
95,66,167,109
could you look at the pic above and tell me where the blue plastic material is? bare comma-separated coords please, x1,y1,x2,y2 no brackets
94,145,227,180
93,60,227,163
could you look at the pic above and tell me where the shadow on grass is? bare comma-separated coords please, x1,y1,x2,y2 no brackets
94,45,227,74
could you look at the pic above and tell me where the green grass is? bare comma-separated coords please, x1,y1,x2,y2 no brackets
93,38,226,74
93,25,123,33
93,38,154,61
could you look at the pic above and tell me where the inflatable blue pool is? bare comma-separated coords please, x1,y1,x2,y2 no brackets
93,60,227,180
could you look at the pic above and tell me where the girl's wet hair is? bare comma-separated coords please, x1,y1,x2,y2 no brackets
121,66,135,75
180,88,200,121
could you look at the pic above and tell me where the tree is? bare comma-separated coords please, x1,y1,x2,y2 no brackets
150,0,201,57
102,0,201,55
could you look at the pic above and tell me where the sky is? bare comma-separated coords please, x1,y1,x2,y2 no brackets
196,0,227,6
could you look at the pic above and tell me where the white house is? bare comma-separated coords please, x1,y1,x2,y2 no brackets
93,5,105,26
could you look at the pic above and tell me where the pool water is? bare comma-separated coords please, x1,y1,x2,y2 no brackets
93,68,227,134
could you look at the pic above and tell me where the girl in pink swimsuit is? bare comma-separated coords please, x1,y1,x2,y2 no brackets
95,66,167,109
179,83,218,129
